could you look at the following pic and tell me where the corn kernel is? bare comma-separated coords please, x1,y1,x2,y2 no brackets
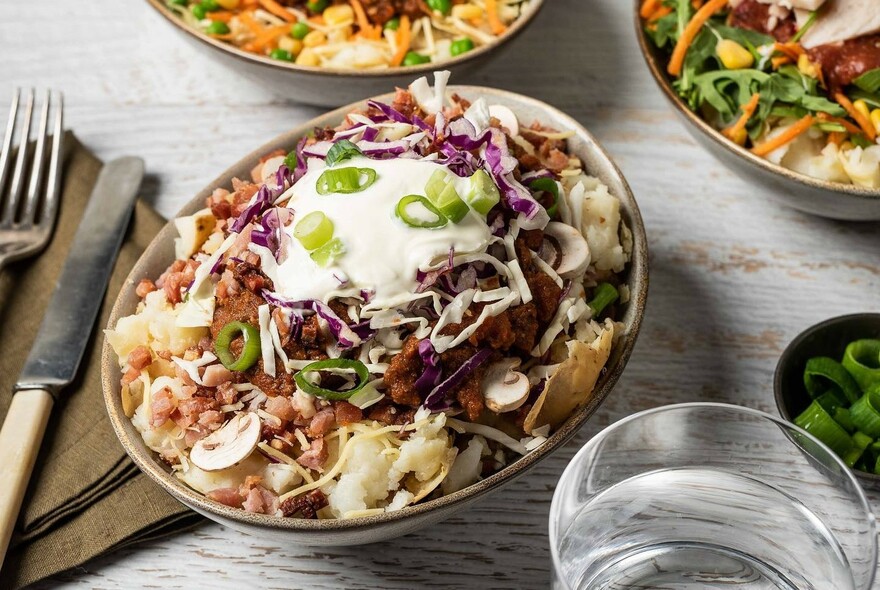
452,4,483,20
303,30,327,47
797,54,819,79
328,25,352,43
278,36,303,55
729,127,748,146
216,0,240,8
871,109,880,134
853,99,871,121
296,47,320,66
323,5,354,26
717,39,754,70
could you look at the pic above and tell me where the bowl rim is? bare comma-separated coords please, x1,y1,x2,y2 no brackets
145,0,545,79
773,312,880,483
101,84,649,532
631,1,880,201
548,401,879,590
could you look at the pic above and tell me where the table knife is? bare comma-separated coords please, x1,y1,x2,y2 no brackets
0,157,144,567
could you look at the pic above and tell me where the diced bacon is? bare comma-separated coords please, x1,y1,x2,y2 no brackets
242,487,265,513
296,438,328,470
207,487,243,508
176,396,220,428
136,279,157,298
216,269,241,301
121,366,140,387
198,409,224,428
215,382,238,405
307,409,336,437
150,387,176,428
265,395,297,422
156,350,173,361
333,401,363,426
202,364,234,387
127,345,153,371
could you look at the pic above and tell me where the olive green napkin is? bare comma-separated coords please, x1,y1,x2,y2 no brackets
0,135,202,590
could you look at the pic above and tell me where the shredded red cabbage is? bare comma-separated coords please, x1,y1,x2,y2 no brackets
261,289,362,348
424,348,493,411
414,339,441,394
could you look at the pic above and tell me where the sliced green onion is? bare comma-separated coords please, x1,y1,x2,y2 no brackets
794,400,857,463
395,195,448,229
215,321,261,372
464,169,500,215
804,357,862,404
294,359,370,400
283,149,298,171
325,139,363,167
842,339,880,392
316,167,377,195
815,389,846,414
853,430,873,450
850,393,880,437
530,178,560,219
310,237,345,267
294,211,333,250
834,406,855,433
425,169,469,222
588,283,619,317
450,37,475,56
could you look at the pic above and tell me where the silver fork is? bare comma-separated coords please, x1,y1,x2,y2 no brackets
0,89,64,272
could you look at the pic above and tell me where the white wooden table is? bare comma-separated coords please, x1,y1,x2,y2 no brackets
3,0,879,587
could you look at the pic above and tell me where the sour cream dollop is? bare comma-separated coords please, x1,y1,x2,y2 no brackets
271,156,492,306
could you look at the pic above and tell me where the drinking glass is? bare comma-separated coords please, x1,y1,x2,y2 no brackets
549,403,877,590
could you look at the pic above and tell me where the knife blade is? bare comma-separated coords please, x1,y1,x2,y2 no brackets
14,156,144,394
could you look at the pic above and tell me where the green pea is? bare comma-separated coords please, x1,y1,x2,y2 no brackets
384,17,400,31
450,37,475,56
402,51,431,66
291,21,310,39
306,0,329,13
201,0,220,11
206,20,230,35
191,3,207,19
426,0,452,14
270,48,294,61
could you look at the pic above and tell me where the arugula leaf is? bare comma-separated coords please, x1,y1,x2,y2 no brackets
849,88,880,109
711,24,774,49
689,69,770,121
645,12,680,50
853,68,880,94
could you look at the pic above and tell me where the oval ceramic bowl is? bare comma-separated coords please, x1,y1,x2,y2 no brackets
146,0,544,107
774,313,880,490
633,2,880,221
102,86,649,545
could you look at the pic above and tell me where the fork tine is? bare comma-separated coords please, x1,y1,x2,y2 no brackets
0,89,20,214
39,92,64,229
3,89,34,223
22,91,51,224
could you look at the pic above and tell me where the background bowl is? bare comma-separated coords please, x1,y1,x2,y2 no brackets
102,85,648,546
145,0,545,107
632,1,880,221
774,313,880,489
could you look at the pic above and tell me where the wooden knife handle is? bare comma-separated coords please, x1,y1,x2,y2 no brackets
0,388,54,569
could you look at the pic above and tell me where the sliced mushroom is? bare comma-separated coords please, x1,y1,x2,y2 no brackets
489,104,520,137
544,221,591,279
482,359,530,413
260,155,287,185
190,412,260,472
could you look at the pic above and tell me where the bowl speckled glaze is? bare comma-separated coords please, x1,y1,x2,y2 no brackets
633,1,880,221
774,313,880,490
145,0,544,107
102,86,649,545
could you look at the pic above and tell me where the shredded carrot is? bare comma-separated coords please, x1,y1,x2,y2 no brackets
722,93,760,141
309,15,326,25
648,6,673,21
242,0,258,7
667,0,728,77
207,11,234,22
774,42,805,60
239,11,264,36
258,0,295,22
751,114,814,156
640,0,661,19
827,131,846,146
835,92,877,141
771,55,792,69
242,24,290,52
391,15,411,66
350,0,380,40
691,0,703,8
486,0,507,36
817,113,864,137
